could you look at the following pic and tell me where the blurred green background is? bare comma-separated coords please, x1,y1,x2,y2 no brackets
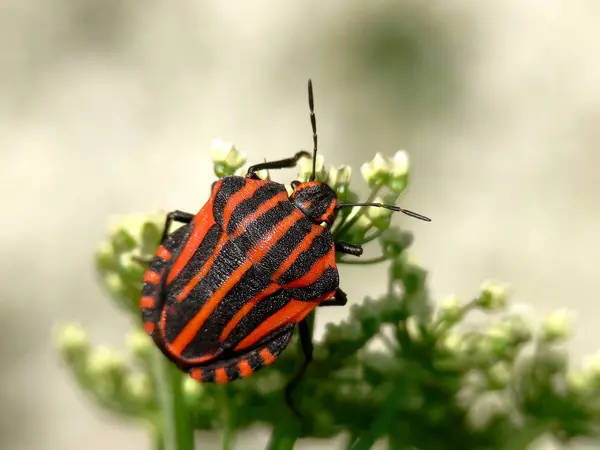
1,1,599,449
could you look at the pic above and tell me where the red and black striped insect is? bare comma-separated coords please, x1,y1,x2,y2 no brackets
140,80,430,416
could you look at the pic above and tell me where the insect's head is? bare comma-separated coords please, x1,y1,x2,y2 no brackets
289,180,337,225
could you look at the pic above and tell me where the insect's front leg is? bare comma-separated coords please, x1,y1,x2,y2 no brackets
246,151,311,179
334,241,363,257
133,210,194,264
318,288,348,307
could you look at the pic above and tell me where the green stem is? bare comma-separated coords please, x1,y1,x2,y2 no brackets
265,424,299,450
150,347,195,450
338,255,388,265
152,424,166,450
219,387,236,450
361,228,385,244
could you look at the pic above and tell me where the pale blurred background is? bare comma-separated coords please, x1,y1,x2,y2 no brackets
1,1,599,449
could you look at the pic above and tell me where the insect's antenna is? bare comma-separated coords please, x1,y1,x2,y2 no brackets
308,79,318,181
335,202,431,222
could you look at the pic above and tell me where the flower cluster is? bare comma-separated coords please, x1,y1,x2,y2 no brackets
54,140,600,450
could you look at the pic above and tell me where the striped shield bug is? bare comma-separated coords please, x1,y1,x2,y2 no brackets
140,80,431,417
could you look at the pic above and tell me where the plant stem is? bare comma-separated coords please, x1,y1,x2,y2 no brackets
150,347,195,450
265,424,298,450
338,255,388,265
219,387,236,450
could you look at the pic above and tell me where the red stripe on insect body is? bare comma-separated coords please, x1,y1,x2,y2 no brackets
284,245,336,289
219,284,280,342
140,296,155,309
175,189,290,302
167,209,305,357
167,189,219,285
259,348,277,365
155,245,172,261
214,367,229,384
143,270,161,284
238,359,253,378
190,368,203,381
234,299,318,351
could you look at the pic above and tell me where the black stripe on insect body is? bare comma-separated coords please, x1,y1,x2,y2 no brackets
285,266,339,301
275,230,334,285
222,290,292,349
225,181,288,234
212,177,248,225
229,200,298,252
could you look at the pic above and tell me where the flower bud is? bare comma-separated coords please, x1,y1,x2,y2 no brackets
87,346,126,381
182,376,203,401
366,197,393,230
55,323,89,362
210,139,247,177
125,372,153,404
388,150,410,194
126,328,152,361
487,361,512,388
297,154,324,181
360,153,390,187
476,280,508,311
539,308,574,343
438,294,462,323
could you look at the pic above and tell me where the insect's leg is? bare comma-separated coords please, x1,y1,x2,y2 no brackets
334,241,363,257
160,210,194,244
284,319,313,419
133,210,194,264
246,151,311,178
318,288,348,307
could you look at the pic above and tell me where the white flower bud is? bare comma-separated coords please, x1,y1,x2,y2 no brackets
87,346,126,380
540,308,574,343
366,196,393,223
297,154,324,181
360,153,390,187
209,139,246,171
390,150,410,177
126,329,152,360
476,280,508,311
438,294,462,322
55,323,89,360
182,376,203,399
125,372,152,403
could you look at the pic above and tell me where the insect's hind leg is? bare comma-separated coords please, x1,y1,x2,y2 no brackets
133,210,194,264
284,319,313,419
334,241,363,257
246,151,311,178
318,288,348,307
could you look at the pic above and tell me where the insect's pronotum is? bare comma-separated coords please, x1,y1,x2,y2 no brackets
140,80,431,417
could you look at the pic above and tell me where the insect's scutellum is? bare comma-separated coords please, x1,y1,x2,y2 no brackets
140,79,430,420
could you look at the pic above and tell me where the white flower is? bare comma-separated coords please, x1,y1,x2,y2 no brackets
390,150,410,178
388,150,410,193
476,280,508,311
360,153,390,187
539,308,575,343
297,154,324,181
438,294,462,322
209,139,246,170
